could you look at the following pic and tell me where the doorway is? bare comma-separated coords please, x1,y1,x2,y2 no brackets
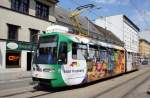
27,52,32,71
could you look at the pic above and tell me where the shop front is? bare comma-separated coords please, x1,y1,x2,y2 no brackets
0,40,36,72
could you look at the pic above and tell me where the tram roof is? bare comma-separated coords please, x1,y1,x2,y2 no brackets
66,33,125,50
55,6,124,47
41,31,124,50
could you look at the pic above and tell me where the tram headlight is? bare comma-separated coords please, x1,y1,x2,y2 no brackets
43,68,55,72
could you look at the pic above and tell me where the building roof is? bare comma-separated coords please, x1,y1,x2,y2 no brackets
55,6,124,46
123,15,140,32
55,6,101,33
47,0,59,4
93,24,124,46
140,39,150,45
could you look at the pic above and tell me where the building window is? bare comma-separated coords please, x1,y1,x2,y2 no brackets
11,0,29,14
7,24,19,41
6,52,21,68
36,2,49,20
29,29,39,43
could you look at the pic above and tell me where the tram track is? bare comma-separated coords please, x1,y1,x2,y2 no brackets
0,89,36,97
0,86,35,98
0,84,57,98
122,75,150,98
92,68,150,98
0,68,150,98
0,87,53,98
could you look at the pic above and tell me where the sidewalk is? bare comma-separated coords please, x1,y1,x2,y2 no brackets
0,71,32,82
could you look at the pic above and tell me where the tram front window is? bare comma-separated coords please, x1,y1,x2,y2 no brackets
33,43,57,64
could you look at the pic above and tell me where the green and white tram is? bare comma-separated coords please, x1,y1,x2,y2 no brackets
32,25,126,87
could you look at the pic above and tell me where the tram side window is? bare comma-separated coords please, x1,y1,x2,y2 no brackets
89,45,99,61
72,43,88,60
58,42,67,64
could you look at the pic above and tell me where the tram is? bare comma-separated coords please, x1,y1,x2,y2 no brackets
32,25,138,87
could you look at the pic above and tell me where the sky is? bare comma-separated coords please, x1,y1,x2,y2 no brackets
58,0,150,32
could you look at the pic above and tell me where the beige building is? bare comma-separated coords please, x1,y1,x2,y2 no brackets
139,39,150,56
0,0,58,72
139,39,150,65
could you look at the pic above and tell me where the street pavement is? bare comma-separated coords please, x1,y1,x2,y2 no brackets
123,77,150,98
95,67,150,98
0,78,32,91
0,71,31,83
0,66,150,98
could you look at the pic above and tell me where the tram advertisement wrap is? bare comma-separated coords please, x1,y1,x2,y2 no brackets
61,51,87,86
87,50,125,81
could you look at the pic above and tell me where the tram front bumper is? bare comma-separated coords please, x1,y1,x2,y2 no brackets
32,71,56,80
32,64,56,79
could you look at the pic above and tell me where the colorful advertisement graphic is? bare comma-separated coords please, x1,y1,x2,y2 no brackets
87,50,108,81
87,49,125,82
108,49,115,74
113,51,125,73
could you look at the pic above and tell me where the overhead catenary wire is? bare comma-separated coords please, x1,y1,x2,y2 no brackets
69,0,142,47
69,0,125,45
70,0,100,18
69,0,126,33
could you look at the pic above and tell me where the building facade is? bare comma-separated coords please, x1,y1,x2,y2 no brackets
0,0,58,72
139,39,150,65
139,39,150,56
95,14,140,53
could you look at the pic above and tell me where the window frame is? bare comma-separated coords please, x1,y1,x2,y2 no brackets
35,1,49,20
7,24,20,41
72,43,88,60
88,44,99,61
11,0,29,14
29,28,39,43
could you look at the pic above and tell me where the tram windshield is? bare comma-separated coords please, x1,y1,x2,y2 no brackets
33,35,58,64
